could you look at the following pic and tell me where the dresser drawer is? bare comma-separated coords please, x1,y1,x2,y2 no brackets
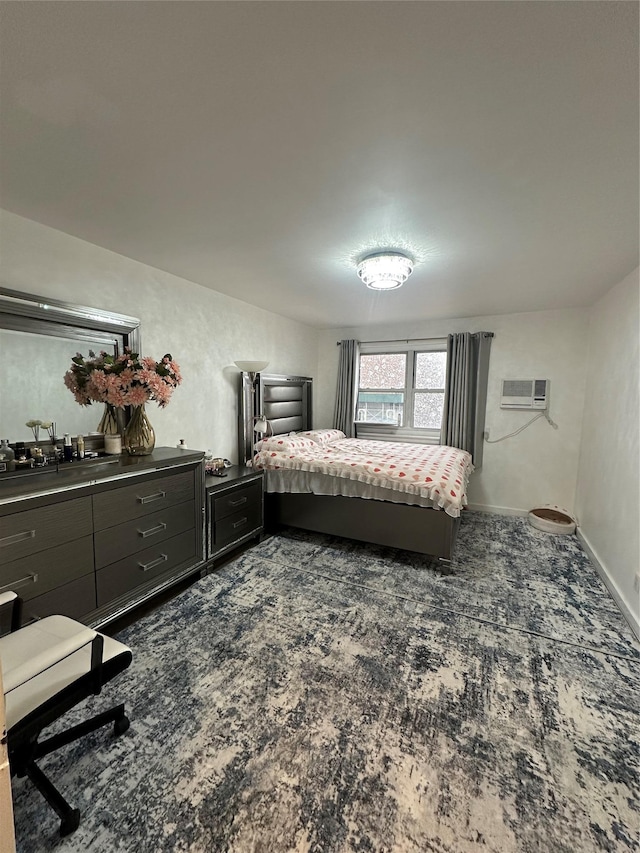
22,573,97,624
0,497,93,565
213,504,262,553
93,469,196,531
0,535,94,601
95,529,199,605
213,480,262,522
94,501,195,569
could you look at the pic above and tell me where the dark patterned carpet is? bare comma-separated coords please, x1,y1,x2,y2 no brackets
10,513,640,852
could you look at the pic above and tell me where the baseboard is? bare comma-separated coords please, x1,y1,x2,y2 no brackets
577,529,640,643
466,503,528,517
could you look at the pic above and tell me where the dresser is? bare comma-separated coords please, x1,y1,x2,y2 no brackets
0,449,205,627
205,466,264,562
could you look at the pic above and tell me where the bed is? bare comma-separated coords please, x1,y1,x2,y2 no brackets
239,373,473,563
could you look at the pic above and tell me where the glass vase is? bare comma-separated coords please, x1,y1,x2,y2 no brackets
97,403,120,435
123,404,155,456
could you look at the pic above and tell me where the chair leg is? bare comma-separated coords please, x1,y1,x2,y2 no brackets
34,703,129,760
14,704,129,835
24,760,81,837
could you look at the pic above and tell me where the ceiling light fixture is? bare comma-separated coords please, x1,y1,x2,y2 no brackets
356,251,414,291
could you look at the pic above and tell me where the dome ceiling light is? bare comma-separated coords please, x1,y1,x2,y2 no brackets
356,251,414,291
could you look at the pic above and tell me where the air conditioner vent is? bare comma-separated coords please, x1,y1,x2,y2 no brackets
501,379,549,410
503,380,534,398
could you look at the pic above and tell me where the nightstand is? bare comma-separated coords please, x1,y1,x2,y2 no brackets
205,465,264,562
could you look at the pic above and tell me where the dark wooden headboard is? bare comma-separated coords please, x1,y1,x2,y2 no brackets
238,372,312,464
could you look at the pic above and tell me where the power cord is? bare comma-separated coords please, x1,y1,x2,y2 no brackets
485,410,558,443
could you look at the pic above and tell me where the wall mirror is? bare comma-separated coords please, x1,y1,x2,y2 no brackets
0,288,141,443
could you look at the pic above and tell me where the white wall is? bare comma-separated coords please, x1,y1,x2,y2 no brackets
0,210,319,462
575,267,639,633
316,307,589,515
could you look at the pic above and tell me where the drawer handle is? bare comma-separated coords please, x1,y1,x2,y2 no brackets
229,496,247,507
0,573,38,594
232,517,248,530
137,490,166,505
138,553,168,572
138,522,167,539
0,529,36,548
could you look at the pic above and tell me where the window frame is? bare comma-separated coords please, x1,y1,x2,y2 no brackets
355,338,448,444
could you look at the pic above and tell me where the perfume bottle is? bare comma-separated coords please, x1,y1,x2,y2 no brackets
0,439,15,472
32,446,47,467
76,434,85,460
13,441,32,469
63,433,74,462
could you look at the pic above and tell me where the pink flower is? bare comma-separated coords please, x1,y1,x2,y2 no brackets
107,388,128,408
137,369,157,387
153,385,171,407
125,385,149,406
90,372,109,393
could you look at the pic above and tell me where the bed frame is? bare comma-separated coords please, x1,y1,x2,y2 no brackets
239,372,461,563
265,493,460,562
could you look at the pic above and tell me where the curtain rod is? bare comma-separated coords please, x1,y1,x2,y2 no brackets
337,332,494,345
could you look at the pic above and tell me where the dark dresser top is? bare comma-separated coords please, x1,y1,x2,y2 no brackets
0,447,204,509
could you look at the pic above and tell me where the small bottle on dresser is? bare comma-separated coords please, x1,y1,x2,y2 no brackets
13,441,32,469
32,447,46,467
76,434,85,460
0,439,15,472
63,433,73,462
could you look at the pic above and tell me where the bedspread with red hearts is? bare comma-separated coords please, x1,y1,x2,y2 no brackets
253,437,474,517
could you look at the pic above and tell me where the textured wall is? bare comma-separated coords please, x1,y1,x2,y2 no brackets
575,267,639,627
0,210,319,461
316,307,589,515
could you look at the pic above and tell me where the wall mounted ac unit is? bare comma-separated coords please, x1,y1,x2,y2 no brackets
501,379,549,410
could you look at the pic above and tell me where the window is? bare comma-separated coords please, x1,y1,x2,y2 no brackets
356,340,447,443
357,353,405,426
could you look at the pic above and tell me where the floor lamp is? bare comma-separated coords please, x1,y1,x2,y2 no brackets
235,360,269,464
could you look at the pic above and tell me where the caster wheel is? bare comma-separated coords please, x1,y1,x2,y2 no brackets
114,715,130,736
60,808,81,836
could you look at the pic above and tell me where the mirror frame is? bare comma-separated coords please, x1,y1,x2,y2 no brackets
0,287,141,352
0,287,142,434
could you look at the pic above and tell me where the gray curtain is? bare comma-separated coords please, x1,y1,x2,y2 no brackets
440,332,493,467
333,339,360,437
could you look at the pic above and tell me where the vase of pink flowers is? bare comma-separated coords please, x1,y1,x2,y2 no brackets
64,348,182,455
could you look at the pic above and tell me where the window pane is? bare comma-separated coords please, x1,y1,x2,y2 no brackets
359,353,406,389
415,351,447,389
413,391,444,429
356,392,403,425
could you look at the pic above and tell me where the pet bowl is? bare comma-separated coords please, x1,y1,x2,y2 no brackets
528,505,576,535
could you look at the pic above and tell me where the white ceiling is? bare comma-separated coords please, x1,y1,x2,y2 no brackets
0,1,638,330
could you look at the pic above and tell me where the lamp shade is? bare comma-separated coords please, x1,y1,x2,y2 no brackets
234,360,269,373
356,252,414,290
